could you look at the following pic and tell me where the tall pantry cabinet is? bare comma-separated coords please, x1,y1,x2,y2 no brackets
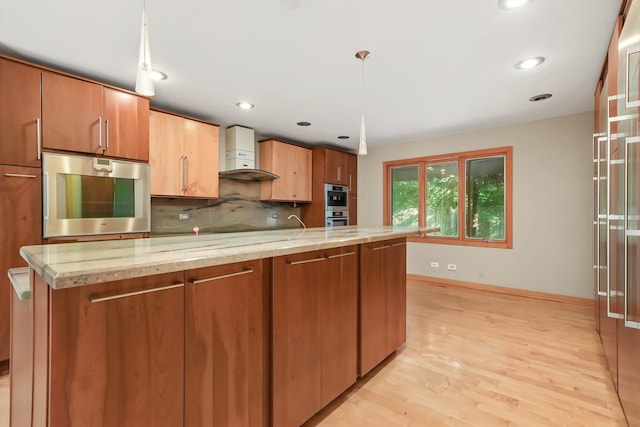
0,57,43,362
594,1,640,424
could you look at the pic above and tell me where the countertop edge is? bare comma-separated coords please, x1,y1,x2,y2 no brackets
21,227,419,290
8,267,31,300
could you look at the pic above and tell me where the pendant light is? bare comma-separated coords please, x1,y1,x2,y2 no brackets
355,50,370,156
135,1,154,96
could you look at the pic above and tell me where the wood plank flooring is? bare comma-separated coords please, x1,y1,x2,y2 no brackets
0,279,627,427
304,280,626,426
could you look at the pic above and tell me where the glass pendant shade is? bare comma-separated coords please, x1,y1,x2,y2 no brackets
355,50,369,156
135,10,154,96
358,114,367,155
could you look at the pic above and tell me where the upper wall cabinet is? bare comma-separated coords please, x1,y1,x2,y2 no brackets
102,87,149,161
259,139,312,203
0,58,42,167
149,110,219,198
41,71,149,161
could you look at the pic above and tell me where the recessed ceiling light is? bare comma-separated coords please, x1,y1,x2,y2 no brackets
498,0,530,10
150,69,167,80
337,135,350,140
514,57,545,70
236,101,255,110
297,121,311,127
529,93,552,102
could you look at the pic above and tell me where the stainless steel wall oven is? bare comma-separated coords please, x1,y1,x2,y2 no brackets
42,152,150,238
325,183,348,227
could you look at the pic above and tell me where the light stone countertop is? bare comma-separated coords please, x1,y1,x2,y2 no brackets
20,225,421,291
8,267,30,300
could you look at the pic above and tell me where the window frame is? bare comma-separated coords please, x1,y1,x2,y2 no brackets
383,146,513,249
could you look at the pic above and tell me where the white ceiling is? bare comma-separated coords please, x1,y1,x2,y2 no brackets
0,0,622,152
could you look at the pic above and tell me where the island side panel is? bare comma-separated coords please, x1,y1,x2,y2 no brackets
9,271,34,427
32,273,50,427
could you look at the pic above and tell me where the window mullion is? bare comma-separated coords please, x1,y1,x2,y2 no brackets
458,157,466,241
418,162,426,228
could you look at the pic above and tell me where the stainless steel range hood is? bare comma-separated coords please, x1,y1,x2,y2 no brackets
219,168,279,181
220,126,279,181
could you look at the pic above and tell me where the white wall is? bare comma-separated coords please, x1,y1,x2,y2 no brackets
358,112,594,299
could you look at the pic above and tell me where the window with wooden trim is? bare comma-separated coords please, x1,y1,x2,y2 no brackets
384,146,513,248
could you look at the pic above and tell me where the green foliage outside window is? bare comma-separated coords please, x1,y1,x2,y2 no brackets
466,157,505,240
385,147,510,247
391,166,418,227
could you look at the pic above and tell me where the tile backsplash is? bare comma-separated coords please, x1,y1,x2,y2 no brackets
151,178,301,234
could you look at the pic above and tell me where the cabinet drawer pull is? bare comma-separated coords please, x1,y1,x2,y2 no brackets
370,245,392,251
5,173,37,178
391,243,405,247
327,251,356,259
287,256,326,265
191,268,254,285
88,282,184,303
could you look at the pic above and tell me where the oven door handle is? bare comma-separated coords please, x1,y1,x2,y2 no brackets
43,170,49,220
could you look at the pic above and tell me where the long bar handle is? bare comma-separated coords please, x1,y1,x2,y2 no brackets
180,156,186,192
327,251,355,259
293,170,297,198
337,166,341,182
191,268,254,285
89,282,184,303
287,256,326,265
43,171,49,220
105,118,110,150
185,156,189,192
98,116,103,148
391,242,405,247
370,245,392,251
5,173,37,178
36,118,42,160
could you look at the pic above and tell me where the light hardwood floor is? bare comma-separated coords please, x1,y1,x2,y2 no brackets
0,280,627,427
304,280,626,426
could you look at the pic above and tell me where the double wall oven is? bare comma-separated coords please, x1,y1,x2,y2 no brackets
325,183,348,227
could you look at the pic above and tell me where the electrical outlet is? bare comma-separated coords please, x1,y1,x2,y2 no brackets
447,264,457,271
179,213,190,220
430,261,439,268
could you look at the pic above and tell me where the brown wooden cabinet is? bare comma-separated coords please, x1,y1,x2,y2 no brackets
185,259,270,427
46,271,185,427
42,71,149,160
359,238,407,376
102,87,150,161
324,148,348,185
149,110,219,198
301,147,357,227
0,58,42,167
259,139,312,203
272,246,358,427
0,165,41,361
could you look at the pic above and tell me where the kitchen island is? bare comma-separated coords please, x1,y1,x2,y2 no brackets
11,226,419,427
